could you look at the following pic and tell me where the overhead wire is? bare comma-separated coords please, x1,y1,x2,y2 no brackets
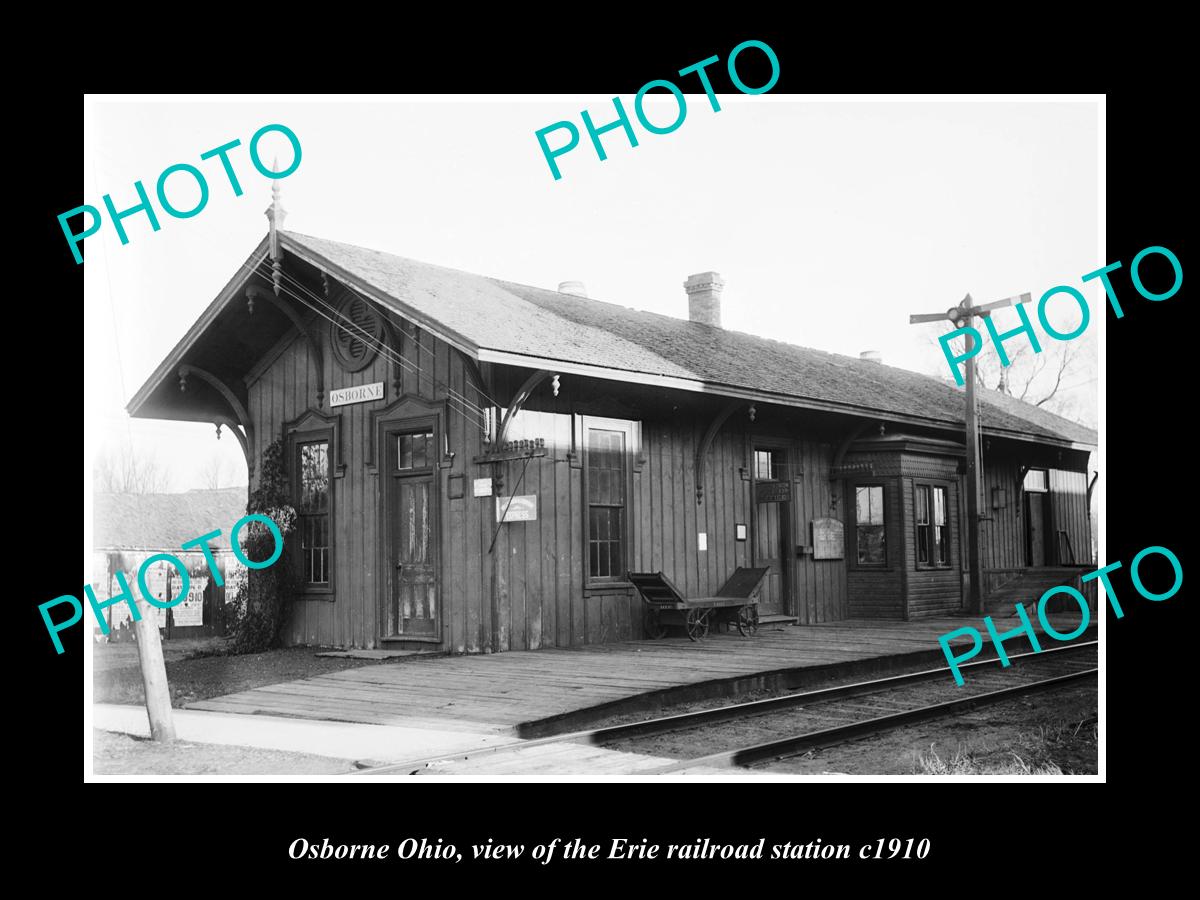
260,260,497,426
257,282,489,433
269,259,496,414
230,257,495,433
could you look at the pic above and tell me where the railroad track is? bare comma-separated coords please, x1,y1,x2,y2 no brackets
354,641,1097,776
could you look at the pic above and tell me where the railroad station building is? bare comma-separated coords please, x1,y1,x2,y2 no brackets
129,215,1098,652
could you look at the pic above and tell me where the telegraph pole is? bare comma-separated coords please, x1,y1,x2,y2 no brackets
910,291,1029,616
962,303,984,616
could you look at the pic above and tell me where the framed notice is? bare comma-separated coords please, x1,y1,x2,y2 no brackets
811,518,845,560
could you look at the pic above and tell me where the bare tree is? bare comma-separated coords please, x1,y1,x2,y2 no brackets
927,325,1095,421
990,340,1083,407
94,445,172,494
199,454,232,490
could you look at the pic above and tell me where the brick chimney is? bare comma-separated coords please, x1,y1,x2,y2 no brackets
684,272,725,327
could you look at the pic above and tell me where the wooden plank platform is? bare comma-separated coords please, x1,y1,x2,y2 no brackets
187,615,1090,734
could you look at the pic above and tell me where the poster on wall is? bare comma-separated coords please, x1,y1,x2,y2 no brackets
172,574,208,627
812,518,845,560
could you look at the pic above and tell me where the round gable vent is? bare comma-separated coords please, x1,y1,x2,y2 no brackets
329,292,385,372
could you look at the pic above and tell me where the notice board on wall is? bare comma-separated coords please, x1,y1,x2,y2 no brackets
812,518,845,560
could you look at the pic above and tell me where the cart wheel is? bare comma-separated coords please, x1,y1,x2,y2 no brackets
685,609,709,641
737,606,759,637
644,607,668,640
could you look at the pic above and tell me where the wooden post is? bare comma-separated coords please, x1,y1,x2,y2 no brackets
964,321,985,616
132,584,176,742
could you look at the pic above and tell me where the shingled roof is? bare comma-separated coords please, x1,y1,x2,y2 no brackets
93,488,247,552
282,231,1096,448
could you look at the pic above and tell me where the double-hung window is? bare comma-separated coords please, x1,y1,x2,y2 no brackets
915,484,950,567
583,417,635,586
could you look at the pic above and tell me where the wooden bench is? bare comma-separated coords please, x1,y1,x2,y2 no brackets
628,567,770,641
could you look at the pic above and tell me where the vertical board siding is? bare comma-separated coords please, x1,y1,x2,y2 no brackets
247,309,484,650
1049,468,1093,566
246,332,860,649
978,451,1093,596
981,457,1024,594
789,439,849,624
248,316,1088,650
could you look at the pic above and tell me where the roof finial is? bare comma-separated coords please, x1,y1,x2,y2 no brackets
265,160,287,296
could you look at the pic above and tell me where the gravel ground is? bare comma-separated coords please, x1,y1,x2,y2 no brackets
92,729,357,775
591,647,1098,776
93,640,402,707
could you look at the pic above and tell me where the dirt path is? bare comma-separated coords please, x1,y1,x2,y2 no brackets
93,729,357,775
93,642,400,707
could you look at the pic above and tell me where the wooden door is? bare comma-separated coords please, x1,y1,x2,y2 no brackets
1027,492,1047,567
752,447,790,616
387,426,439,638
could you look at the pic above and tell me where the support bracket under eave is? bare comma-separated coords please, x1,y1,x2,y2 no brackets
831,421,873,474
454,349,494,441
695,400,746,505
459,352,491,400
246,283,325,407
178,364,257,477
494,369,554,449
214,415,250,471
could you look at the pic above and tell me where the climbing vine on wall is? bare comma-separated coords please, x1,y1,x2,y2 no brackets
227,438,297,652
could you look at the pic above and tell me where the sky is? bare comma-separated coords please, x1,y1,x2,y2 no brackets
82,96,1101,493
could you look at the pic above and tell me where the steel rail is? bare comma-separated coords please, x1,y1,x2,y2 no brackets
353,640,1096,776
648,668,1098,773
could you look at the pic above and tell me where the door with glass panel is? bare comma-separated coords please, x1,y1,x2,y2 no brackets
752,445,790,617
1024,468,1051,567
386,423,439,638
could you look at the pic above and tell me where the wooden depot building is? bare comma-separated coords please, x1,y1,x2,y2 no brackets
128,213,1098,652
